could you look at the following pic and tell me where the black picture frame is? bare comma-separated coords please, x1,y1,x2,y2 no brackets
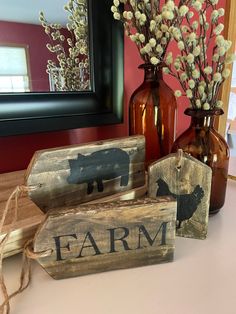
0,0,124,136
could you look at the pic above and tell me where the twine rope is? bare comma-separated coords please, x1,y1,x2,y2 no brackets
0,184,52,314
228,174,236,181
175,149,236,181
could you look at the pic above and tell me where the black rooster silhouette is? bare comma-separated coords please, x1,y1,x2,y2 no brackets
156,178,204,229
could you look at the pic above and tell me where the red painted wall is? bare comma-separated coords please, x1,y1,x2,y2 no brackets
0,0,226,173
0,21,55,91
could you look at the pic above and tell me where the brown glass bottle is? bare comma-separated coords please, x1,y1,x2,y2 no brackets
172,108,230,214
129,63,177,168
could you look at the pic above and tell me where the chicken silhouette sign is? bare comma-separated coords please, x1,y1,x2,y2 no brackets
148,152,212,240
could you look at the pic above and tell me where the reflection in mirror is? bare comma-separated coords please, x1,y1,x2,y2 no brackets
0,0,90,93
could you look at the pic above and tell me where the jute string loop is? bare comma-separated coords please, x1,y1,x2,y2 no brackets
0,184,52,314
174,150,236,182
175,149,183,171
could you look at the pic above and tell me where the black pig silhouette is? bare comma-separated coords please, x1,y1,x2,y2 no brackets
67,148,130,194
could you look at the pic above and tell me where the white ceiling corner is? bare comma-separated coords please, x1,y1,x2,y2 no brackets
0,0,69,25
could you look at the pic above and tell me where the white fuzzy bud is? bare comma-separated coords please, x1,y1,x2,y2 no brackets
192,69,200,79
149,38,157,47
150,57,160,65
198,85,205,95
162,67,170,74
218,8,225,17
218,47,226,56
225,54,236,64
179,5,189,16
135,11,141,19
180,72,188,82
214,23,224,35
204,67,213,75
213,72,222,82
188,80,195,89
196,100,201,108
186,54,194,64
222,68,231,78
126,11,133,20
155,30,163,39
113,0,119,6
216,100,223,108
156,44,164,54
193,1,202,11
162,10,174,20
111,6,117,13
192,21,199,30
175,90,182,97
161,25,169,33
178,41,185,51
186,89,193,99
213,53,220,62
144,43,151,53
187,11,194,19
193,46,201,57
211,10,219,22
139,34,145,43
203,103,210,110
113,12,121,20
166,52,173,65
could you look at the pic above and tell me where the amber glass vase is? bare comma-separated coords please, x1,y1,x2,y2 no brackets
172,108,229,214
129,63,177,168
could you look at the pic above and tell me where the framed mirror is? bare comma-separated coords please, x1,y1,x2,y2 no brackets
0,0,124,136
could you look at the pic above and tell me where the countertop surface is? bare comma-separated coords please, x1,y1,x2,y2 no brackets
3,166,236,314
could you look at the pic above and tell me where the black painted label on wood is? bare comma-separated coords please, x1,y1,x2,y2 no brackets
67,148,130,194
53,222,169,261
156,178,204,229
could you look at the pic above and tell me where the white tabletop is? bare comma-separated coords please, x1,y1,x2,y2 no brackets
3,177,236,314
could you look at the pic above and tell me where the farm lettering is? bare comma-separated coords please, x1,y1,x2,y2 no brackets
53,222,169,261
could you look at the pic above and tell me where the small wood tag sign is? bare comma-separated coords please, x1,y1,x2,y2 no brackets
148,152,212,240
33,198,176,279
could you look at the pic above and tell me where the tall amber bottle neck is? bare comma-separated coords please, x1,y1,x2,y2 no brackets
139,64,163,82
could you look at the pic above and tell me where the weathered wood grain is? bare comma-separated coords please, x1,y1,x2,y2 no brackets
86,182,147,204
34,198,176,279
25,136,145,213
148,153,212,239
0,170,44,258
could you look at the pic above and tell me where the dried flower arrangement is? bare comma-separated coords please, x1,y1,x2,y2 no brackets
111,0,191,66
112,0,234,111
162,0,235,110
39,0,90,91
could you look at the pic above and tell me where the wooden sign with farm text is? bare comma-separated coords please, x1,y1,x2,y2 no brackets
148,153,212,239
33,198,176,279
25,136,145,213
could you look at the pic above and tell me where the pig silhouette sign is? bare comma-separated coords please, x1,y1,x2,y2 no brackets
67,148,130,194
26,135,145,211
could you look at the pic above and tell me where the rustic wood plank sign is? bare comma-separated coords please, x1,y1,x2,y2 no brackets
148,152,212,240
25,136,145,213
33,198,177,279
